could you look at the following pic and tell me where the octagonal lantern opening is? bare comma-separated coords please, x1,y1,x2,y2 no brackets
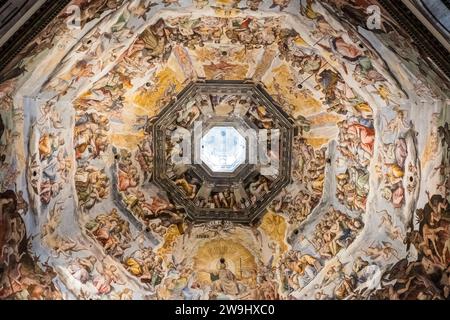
200,126,247,173
152,80,295,224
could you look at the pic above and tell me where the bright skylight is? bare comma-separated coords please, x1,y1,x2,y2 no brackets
200,126,246,173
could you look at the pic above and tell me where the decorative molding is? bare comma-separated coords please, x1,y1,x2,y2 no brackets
379,0,450,80
0,0,70,73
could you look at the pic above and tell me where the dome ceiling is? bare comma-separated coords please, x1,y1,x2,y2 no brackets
151,80,294,223
0,0,449,300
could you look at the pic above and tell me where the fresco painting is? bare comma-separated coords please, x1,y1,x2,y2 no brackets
0,0,448,300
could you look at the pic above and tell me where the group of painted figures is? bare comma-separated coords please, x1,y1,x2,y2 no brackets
161,92,280,212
